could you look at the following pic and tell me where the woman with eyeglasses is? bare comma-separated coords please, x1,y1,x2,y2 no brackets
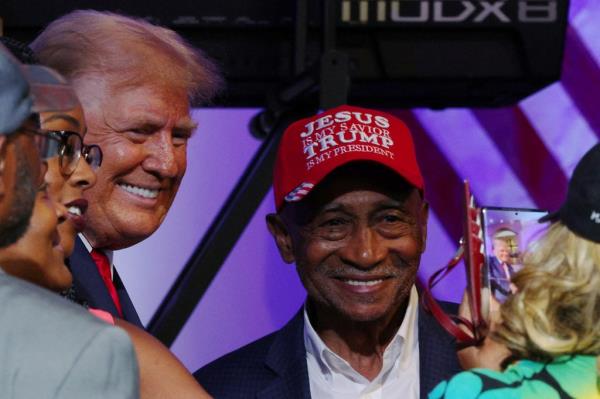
0,106,96,292
0,94,211,399
429,145,600,399
42,106,101,258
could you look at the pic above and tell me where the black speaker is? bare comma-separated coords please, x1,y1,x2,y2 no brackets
1,0,569,108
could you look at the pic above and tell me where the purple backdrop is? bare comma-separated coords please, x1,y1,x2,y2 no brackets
115,0,600,371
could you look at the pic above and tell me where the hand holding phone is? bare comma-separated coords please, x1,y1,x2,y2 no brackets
422,181,548,347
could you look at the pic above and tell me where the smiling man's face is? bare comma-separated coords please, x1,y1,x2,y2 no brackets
74,77,195,249
268,165,428,325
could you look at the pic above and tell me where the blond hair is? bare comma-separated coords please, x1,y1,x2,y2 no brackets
30,10,222,104
492,223,600,361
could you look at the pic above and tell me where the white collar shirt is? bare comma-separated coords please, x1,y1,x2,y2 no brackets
79,233,114,280
303,285,420,399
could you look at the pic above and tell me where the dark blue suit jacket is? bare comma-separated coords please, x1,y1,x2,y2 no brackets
67,236,143,328
195,302,461,398
487,256,515,301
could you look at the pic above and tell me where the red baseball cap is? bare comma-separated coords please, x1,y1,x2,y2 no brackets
273,105,424,210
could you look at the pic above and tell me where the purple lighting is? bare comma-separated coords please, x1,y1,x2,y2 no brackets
115,0,599,371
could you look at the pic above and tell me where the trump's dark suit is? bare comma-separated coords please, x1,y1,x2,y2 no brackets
487,255,515,302
67,236,143,327
195,302,461,398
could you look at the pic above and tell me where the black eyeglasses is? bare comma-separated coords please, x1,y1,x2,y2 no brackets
24,128,103,175
49,131,105,174
46,130,83,175
82,144,103,170
22,127,64,161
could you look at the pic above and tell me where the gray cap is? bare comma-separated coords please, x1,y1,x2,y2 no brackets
0,43,78,135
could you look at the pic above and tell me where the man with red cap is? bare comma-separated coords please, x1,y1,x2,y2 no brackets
195,105,460,398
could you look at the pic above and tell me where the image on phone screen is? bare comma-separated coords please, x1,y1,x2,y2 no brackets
481,207,548,309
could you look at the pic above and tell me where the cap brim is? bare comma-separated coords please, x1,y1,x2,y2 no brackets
282,159,421,209
21,65,78,113
539,210,560,223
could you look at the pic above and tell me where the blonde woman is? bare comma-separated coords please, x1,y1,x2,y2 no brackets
430,144,600,399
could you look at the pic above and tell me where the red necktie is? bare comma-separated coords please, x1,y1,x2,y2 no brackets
90,249,123,317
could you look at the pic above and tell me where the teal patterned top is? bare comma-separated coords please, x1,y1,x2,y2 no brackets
429,355,599,399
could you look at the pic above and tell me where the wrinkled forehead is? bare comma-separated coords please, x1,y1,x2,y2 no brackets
73,75,193,130
282,162,420,224
72,71,190,105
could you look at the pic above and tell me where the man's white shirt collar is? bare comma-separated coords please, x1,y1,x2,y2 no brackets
303,285,420,399
78,233,114,280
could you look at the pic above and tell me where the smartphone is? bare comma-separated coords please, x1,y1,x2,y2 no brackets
480,207,548,320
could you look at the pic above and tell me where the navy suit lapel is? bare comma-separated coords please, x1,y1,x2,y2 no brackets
112,268,143,328
419,304,436,397
69,237,142,327
418,303,461,398
258,310,311,399
490,257,501,278
254,303,458,399
69,237,120,317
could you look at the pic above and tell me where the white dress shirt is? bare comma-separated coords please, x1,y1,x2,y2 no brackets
304,286,420,399
78,233,114,280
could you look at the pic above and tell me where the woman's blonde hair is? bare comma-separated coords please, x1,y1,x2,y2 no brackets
492,222,600,361
30,10,222,104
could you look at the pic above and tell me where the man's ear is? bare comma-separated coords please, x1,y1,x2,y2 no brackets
266,213,295,264
420,201,429,254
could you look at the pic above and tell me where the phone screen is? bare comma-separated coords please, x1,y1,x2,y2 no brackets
480,207,548,319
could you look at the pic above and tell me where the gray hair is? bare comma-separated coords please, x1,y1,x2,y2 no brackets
31,10,223,104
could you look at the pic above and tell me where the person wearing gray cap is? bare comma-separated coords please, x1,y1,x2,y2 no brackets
0,49,54,248
0,44,139,399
